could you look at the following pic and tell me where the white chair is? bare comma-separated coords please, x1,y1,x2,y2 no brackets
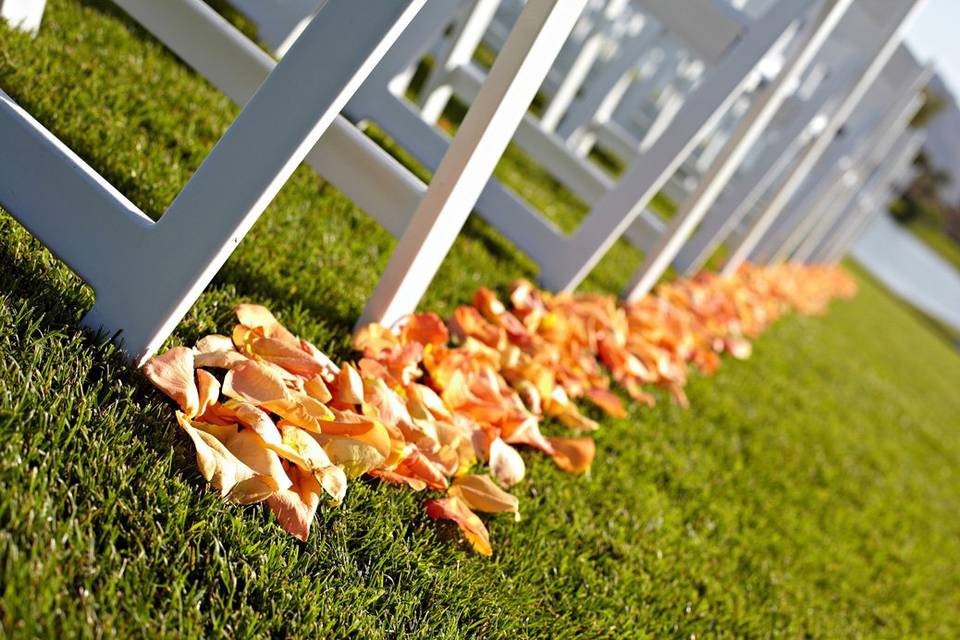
119,0,591,329
786,123,928,263
720,0,927,276
616,0,853,301
750,44,930,264
671,62,855,275
817,132,924,264
0,0,425,363
347,0,837,302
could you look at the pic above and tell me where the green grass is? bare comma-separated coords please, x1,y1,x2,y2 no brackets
899,215,960,271
1,2,960,637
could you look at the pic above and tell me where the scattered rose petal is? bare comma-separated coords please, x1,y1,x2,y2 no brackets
547,436,595,474
488,438,525,488
267,463,323,541
449,475,519,520
425,495,492,556
222,360,288,405
144,347,199,416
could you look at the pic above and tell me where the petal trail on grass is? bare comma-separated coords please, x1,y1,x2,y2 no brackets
143,264,856,553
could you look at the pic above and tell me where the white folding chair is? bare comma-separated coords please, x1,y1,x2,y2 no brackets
111,0,590,331
348,0,832,301
0,0,424,363
818,132,924,264
671,62,854,275
720,0,927,276
616,0,853,301
750,44,930,264
789,106,925,264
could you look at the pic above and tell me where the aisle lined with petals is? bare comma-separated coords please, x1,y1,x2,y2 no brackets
143,264,856,555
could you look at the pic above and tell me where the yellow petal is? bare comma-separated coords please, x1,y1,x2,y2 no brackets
235,303,299,346
450,475,519,520
314,435,386,478
261,393,334,433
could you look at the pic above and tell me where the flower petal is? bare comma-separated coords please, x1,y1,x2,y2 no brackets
425,495,492,556
195,369,220,418
143,347,200,417
546,436,595,474
222,360,288,405
449,475,519,519
488,438,525,488
584,388,627,418
235,303,299,346
267,463,323,541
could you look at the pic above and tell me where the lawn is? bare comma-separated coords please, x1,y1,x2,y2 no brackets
1,1,960,637
899,214,960,272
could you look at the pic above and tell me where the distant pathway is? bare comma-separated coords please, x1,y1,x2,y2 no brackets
852,213,960,331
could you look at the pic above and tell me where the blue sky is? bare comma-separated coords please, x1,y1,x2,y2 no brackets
906,0,960,100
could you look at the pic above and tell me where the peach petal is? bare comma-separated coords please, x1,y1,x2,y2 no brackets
143,347,200,417
449,475,519,520
546,436,595,474
222,360,288,405
195,369,220,417
584,388,627,418
267,463,323,541
425,496,492,556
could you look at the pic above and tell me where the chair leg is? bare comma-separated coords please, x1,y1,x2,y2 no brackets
0,0,46,34
357,0,589,329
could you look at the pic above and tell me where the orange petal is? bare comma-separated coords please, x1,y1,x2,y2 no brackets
584,388,627,418
546,436,595,474
222,360,288,405
500,414,554,455
449,475,519,519
235,303,299,346
390,448,449,491
334,362,364,405
143,347,200,417
267,464,323,542
370,468,427,492
353,322,400,358
425,495,492,556
397,312,449,347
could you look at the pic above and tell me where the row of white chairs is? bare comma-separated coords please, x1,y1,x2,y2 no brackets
0,0,928,365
